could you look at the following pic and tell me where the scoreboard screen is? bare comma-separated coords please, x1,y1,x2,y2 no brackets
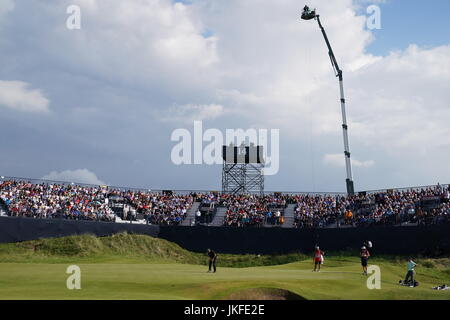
222,145,264,164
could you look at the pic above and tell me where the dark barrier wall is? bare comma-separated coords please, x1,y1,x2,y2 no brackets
0,216,159,243
1,216,449,255
158,225,450,255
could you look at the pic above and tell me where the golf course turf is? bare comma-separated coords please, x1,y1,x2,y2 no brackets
0,233,448,300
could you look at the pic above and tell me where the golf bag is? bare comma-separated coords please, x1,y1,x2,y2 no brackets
399,279,419,287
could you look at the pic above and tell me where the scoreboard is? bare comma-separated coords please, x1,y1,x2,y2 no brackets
222,145,264,164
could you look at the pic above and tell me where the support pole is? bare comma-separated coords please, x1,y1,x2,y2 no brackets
316,15,355,195
339,74,354,195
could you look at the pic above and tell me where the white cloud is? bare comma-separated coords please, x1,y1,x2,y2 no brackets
324,154,375,168
42,169,105,185
33,0,219,90
348,44,450,152
159,103,226,123
0,80,50,112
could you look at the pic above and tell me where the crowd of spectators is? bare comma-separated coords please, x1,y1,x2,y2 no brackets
350,185,450,227
293,185,450,228
120,191,193,226
0,180,193,226
220,194,287,227
1,179,449,229
293,195,349,228
190,186,449,228
0,180,114,222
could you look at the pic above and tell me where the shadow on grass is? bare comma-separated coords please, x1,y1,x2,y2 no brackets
223,287,307,300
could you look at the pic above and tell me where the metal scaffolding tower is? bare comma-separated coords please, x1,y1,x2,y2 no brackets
221,144,264,195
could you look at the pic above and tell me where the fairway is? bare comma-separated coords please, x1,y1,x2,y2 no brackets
0,234,449,300
1,261,449,300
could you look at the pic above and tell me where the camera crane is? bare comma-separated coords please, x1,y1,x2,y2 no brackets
301,6,355,195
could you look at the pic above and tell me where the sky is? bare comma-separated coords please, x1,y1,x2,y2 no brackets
362,0,450,55
0,0,449,192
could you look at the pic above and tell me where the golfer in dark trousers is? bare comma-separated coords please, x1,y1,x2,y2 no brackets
207,248,217,273
404,258,417,286
360,246,370,275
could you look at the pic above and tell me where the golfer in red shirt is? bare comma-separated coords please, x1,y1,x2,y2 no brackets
313,246,324,272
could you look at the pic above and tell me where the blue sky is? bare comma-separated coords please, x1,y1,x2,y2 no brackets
0,0,449,192
364,0,450,56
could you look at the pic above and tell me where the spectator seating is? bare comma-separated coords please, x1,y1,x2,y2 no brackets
1,179,448,228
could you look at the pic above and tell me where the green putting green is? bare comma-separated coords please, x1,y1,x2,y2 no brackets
0,234,448,300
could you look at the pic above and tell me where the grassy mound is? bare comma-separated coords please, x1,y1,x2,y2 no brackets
0,232,448,268
0,233,308,267
0,233,202,264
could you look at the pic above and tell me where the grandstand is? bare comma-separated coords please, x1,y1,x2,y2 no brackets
0,176,448,229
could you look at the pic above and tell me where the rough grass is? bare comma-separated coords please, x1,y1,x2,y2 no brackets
0,233,308,267
1,233,449,269
0,233,199,264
